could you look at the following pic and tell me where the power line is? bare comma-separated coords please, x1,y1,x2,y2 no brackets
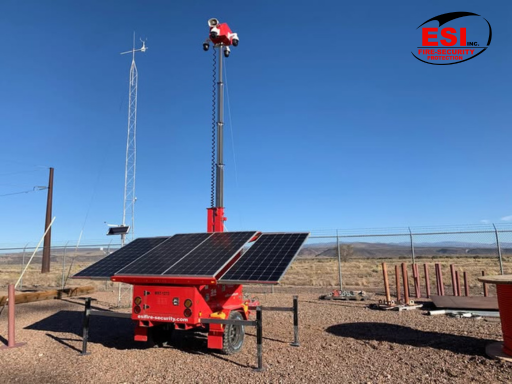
0,186,47,197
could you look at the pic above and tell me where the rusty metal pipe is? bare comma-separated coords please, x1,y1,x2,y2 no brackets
455,271,461,297
1,284,25,350
435,263,441,295
382,263,391,304
401,263,410,305
482,271,489,297
424,264,431,298
438,264,445,296
463,271,469,296
414,264,421,298
450,264,457,296
8,284,15,347
395,265,401,302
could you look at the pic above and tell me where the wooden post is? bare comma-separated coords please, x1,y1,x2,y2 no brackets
42,167,54,273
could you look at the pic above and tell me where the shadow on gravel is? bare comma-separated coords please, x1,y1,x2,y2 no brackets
24,309,255,368
326,322,496,356
25,310,142,350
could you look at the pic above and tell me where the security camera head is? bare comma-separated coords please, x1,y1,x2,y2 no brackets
224,46,231,57
210,26,219,39
208,18,219,28
203,42,210,51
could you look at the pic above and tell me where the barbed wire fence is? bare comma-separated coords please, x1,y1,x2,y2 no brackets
1,223,511,296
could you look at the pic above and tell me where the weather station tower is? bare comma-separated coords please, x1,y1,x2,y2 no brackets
107,35,147,246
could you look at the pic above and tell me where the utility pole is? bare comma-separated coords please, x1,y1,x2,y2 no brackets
41,167,54,273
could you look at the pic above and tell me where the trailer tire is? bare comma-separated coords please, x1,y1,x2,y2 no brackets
221,311,245,355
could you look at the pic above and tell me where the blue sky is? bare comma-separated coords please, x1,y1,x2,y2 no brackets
0,1,511,246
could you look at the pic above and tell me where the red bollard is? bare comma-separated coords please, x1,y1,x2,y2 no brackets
1,284,26,350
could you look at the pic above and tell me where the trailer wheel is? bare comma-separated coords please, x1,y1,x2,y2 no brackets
221,311,245,355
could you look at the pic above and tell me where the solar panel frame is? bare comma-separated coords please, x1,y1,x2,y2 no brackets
114,232,213,276
162,231,258,278
72,236,172,280
218,232,309,284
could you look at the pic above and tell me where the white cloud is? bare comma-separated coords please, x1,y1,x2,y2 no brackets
501,215,512,221
480,219,490,224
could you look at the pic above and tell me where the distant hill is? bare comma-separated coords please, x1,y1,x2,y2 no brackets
297,241,507,259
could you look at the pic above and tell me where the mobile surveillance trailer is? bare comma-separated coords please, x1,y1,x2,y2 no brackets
73,19,309,355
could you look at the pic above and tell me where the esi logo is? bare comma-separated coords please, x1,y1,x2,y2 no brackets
412,12,492,65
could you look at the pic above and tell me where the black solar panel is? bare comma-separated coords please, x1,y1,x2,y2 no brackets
163,231,257,277
73,237,171,279
219,233,309,284
116,233,212,275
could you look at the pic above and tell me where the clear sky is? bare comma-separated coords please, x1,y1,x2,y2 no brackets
0,0,511,246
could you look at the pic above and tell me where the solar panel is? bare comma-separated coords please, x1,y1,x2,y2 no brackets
219,232,309,284
116,233,212,275
163,231,257,277
73,237,171,280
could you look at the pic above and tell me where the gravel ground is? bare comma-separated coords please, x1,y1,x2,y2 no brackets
0,290,511,384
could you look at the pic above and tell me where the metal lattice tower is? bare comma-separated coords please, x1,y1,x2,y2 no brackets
120,34,147,246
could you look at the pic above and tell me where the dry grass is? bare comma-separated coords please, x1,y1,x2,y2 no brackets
1,256,510,297
281,256,511,295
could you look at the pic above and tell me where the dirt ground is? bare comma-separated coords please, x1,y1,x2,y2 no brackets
0,290,510,384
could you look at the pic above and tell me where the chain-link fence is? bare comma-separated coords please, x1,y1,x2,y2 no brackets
281,223,512,294
1,224,510,295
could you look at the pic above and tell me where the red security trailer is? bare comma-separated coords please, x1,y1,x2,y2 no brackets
73,19,309,354
75,231,308,353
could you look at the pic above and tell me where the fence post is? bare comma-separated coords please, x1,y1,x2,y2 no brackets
19,243,29,290
291,296,300,347
492,224,504,275
336,230,343,291
61,241,69,290
81,298,92,356
408,227,416,265
254,306,264,372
